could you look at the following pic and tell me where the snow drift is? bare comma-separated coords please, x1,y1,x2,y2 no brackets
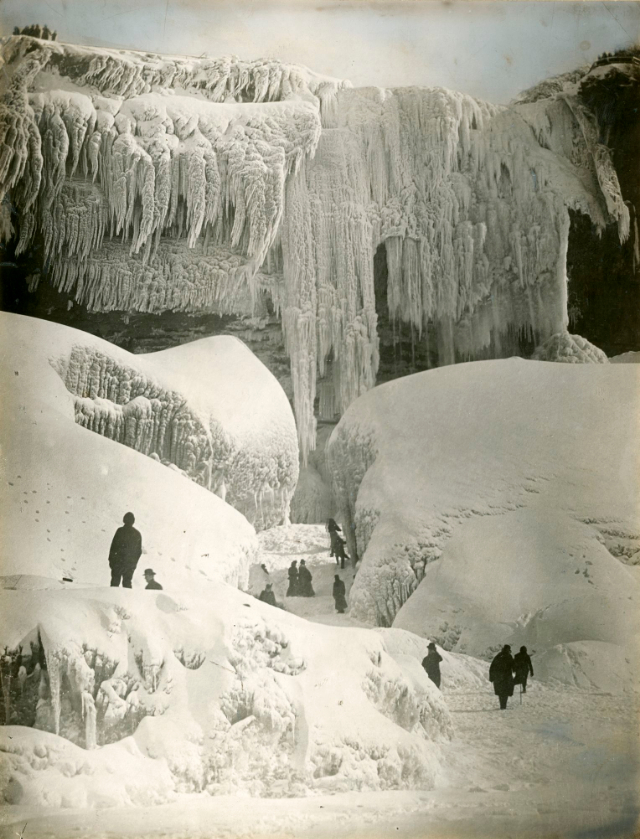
0,35,630,457
0,583,454,804
327,358,640,659
0,312,298,538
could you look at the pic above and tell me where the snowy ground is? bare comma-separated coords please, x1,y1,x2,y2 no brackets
2,683,636,839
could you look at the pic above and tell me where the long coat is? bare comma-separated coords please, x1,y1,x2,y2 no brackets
422,649,443,688
332,579,347,612
109,525,142,572
489,650,515,697
286,565,299,597
513,651,534,684
298,565,315,597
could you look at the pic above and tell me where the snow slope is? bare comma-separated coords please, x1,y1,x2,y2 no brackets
0,582,454,805
0,312,299,533
327,358,640,674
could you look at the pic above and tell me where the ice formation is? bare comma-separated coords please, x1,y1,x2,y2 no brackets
327,358,640,635
0,583,456,803
1,312,299,533
0,35,630,456
531,331,609,363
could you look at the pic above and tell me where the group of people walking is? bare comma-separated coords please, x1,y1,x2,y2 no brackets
287,560,315,597
489,645,534,709
422,641,534,710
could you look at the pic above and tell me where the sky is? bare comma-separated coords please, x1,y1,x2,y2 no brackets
0,0,638,103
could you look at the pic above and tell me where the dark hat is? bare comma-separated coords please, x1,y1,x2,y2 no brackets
144,568,155,576
502,645,511,652
123,512,135,525
334,574,341,580
520,646,527,653
300,560,306,565
265,583,272,589
428,641,437,650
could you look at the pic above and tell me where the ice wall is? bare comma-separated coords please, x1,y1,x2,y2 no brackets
0,584,455,801
0,36,629,457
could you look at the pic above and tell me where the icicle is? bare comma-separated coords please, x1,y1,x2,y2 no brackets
82,690,98,750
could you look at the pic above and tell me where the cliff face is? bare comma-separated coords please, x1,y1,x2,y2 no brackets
0,37,635,457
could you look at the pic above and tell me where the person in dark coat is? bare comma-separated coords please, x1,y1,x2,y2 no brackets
286,561,299,597
327,519,350,569
489,645,515,709
298,560,315,597
144,569,163,590
332,575,348,613
513,646,534,693
109,512,142,588
259,583,277,607
422,642,443,689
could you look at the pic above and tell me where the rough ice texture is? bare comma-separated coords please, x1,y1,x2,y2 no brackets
0,36,629,458
531,331,609,363
0,583,454,803
1,312,298,546
327,359,640,642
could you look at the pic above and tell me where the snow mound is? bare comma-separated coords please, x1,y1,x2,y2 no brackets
327,358,640,633
531,331,609,363
611,351,640,363
0,583,453,803
393,508,640,687
1,312,298,533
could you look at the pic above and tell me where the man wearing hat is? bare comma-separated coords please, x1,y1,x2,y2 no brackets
421,641,443,689
143,569,163,590
489,645,516,709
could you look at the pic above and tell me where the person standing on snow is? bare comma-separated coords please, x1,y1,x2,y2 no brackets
298,560,315,597
327,518,350,569
259,583,277,607
422,642,443,689
513,646,534,693
286,561,299,597
489,645,516,710
108,512,142,588
332,575,348,613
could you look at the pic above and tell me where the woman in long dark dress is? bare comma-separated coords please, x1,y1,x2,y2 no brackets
286,561,299,597
298,560,315,597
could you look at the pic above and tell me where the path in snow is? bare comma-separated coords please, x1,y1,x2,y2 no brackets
257,524,367,627
2,685,636,839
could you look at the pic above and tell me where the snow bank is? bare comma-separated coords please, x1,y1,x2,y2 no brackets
531,331,609,363
327,359,640,642
0,583,453,804
1,312,298,534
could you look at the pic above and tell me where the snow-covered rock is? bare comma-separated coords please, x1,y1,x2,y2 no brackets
327,359,640,643
531,331,609,363
0,583,454,803
1,312,298,537
611,351,640,363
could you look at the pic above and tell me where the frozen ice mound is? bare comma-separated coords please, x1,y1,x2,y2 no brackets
531,331,609,363
0,583,454,804
328,358,640,653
